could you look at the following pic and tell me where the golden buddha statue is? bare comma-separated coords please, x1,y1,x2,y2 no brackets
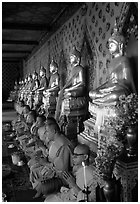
20,75,28,101
89,23,136,105
26,74,33,92
31,71,40,92
33,66,49,108
37,66,49,92
42,59,60,116
43,59,59,97
55,46,86,122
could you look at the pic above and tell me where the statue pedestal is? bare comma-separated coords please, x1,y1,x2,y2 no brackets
62,96,88,141
43,92,58,117
78,101,117,153
26,92,34,109
78,118,98,153
33,91,43,108
113,156,138,202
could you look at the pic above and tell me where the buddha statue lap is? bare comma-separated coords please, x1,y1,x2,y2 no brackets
89,22,136,132
43,59,60,116
55,46,87,139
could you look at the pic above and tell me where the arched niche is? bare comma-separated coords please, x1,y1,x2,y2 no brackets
80,25,98,94
58,49,67,90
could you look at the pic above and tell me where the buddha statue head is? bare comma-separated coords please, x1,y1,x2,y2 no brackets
40,66,46,77
70,46,81,66
25,75,28,83
108,21,125,57
28,73,32,82
32,71,38,80
50,58,58,73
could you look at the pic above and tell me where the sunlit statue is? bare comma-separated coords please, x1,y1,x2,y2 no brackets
89,23,136,105
55,46,85,122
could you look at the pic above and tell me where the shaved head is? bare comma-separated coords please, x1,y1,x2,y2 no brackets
74,144,90,155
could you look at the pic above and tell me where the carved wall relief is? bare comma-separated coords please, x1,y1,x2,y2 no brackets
23,2,137,92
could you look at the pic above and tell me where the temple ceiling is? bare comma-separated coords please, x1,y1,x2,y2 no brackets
2,2,83,63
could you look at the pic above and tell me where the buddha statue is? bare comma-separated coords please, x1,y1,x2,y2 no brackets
89,23,136,105
37,66,49,92
26,74,33,92
55,46,86,122
20,76,28,101
42,59,60,116
34,66,49,109
43,59,59,97
31,71,40,92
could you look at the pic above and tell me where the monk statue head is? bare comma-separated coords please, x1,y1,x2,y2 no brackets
108,21,125,57
70,46,81,65
50,58,58,73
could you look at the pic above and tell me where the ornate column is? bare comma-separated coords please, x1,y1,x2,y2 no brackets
113,158,138,201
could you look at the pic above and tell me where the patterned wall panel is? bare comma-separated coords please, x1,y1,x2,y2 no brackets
2,62,21,101
23,2,130,90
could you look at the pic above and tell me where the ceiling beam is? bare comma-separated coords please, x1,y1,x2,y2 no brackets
2,23,51,31
2,57,23,62
3,40,38,45
3,59,21,62
2,50,31,54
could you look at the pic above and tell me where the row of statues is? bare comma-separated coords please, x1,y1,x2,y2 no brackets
11,22,136,137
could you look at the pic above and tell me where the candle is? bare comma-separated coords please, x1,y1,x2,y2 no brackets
82,161,87,188
98,126,101,148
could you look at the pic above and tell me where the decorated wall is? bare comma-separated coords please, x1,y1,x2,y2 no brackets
23,2,137,91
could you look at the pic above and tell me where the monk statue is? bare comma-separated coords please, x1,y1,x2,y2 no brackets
43,59,60,97
55,46,85,122
89,23,136,105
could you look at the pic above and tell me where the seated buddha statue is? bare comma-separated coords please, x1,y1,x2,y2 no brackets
42,59,60,116
89,23,136,106
31,71,40,93
20,76,28,101
55,46,85,122
43,59,60,97
26,74,33,92
34,66,49,108
37,66,49,93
